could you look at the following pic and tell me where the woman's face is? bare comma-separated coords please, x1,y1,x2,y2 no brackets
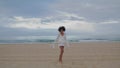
60,29,64,33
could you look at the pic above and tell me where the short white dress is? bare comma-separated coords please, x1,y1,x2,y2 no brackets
54,33,69,47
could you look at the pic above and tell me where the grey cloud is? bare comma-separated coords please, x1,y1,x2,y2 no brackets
0,0,120,38
0,0,57,17
0,26,57,38
51,0,120,22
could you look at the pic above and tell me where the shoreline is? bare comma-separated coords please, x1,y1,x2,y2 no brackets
0,41,119,44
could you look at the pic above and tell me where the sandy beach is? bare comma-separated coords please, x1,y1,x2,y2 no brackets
0,42,120,68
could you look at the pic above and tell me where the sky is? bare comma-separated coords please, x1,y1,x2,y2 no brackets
0,0,120,38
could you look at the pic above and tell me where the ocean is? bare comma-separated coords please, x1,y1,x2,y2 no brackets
0,35,120,44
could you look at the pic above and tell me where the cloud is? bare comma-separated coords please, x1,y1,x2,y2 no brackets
6,11,95,32
4,11,120,35
0,11,120,37
0,0,59,18
100,20,119,24
51,0,120,22
0,0,120,38
0,0,120,22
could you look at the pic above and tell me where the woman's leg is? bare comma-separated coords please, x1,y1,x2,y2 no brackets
59,46,64,63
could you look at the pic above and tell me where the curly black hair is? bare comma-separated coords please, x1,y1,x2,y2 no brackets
58,26,66,32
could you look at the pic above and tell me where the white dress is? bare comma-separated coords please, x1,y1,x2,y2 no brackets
54,33,69,47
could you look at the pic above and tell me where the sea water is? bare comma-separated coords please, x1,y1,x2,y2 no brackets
0,35,120,44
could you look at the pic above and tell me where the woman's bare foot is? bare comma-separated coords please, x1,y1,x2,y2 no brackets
59,60,62,63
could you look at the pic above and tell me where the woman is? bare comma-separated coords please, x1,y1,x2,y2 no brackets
54,26,69,63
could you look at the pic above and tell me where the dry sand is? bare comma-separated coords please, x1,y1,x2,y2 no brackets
0,42,120,68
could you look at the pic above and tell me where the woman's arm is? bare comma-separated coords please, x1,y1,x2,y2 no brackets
64,34,70,47
52,34,60,48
